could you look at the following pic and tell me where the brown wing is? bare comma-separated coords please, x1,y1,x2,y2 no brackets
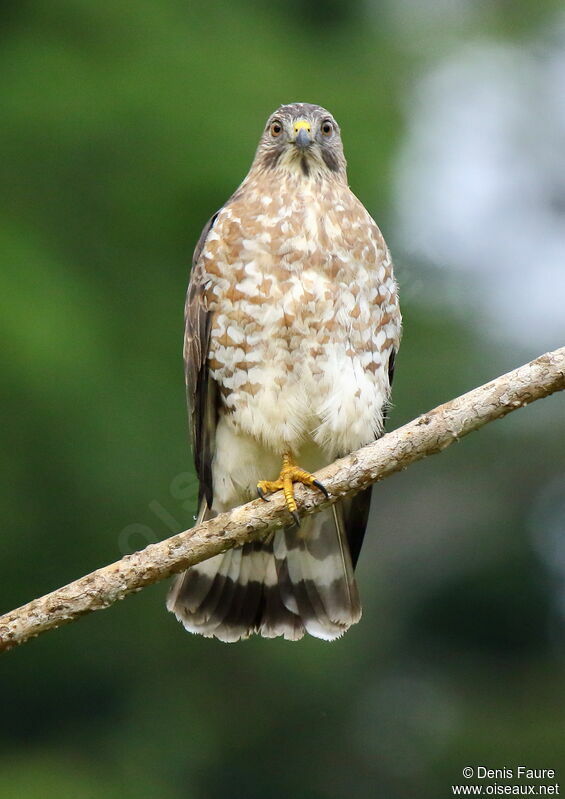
184,212,220,508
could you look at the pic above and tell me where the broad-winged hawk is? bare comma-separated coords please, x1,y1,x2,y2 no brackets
167,103,401,641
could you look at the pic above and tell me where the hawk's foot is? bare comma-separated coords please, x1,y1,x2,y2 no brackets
257,452,329,525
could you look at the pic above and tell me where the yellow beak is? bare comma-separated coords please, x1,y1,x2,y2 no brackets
293,119,312,149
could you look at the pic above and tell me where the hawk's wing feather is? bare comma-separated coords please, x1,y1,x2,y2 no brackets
342,488,373,570
184,211,220,508
344,346,396,568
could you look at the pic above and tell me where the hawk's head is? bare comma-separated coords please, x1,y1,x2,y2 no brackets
253,102,347,179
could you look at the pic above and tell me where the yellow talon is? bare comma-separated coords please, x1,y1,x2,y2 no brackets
257,453,329,524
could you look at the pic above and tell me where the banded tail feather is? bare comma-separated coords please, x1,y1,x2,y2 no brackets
167,500,363,642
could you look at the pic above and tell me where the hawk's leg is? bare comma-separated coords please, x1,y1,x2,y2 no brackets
257,452,329,525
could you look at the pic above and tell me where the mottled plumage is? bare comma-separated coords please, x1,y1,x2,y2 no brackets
167,103,401,641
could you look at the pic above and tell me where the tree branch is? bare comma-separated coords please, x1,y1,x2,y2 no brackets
1,347,564,653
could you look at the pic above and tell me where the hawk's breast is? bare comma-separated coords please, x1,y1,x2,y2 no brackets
201,175,400,459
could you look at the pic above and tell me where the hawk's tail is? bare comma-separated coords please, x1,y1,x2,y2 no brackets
166,504,361,642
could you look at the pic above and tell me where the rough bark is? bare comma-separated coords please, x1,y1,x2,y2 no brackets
1,347,563,653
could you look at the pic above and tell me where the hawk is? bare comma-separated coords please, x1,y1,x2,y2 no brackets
167,103,401,641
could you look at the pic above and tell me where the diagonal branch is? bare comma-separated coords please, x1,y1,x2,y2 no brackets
1,347,564,653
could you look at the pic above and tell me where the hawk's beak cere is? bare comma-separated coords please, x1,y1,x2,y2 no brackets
293,119,312,150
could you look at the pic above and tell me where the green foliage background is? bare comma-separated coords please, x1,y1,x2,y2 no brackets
1,2,564,797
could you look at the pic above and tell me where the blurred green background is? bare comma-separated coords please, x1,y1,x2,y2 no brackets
1,1,564,797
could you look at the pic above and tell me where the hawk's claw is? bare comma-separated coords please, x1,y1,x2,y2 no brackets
257,485,270,502
290,509,301,528
312,479,329,499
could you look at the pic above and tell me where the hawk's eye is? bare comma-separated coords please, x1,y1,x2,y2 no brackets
321,120,333,136
270,120,283,138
